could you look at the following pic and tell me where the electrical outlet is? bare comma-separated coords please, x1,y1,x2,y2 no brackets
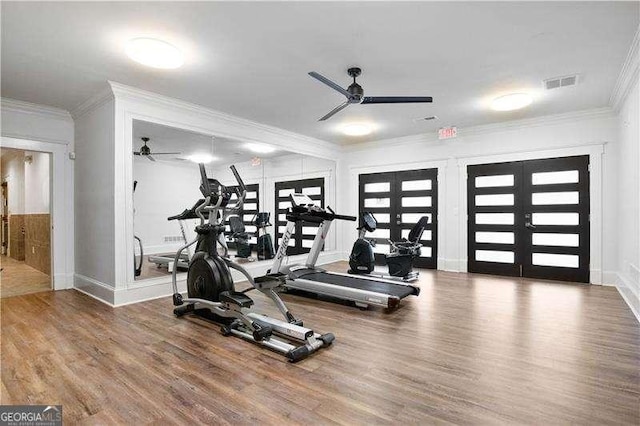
32,246,35,254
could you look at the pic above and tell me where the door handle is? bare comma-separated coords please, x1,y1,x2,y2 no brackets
524,213,536,230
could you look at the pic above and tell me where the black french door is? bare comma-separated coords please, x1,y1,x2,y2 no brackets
358,168,438,269
468,156,590,283
275,178,325,256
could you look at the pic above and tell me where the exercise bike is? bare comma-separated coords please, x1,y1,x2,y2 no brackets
349,212,429,282
171,164,334,362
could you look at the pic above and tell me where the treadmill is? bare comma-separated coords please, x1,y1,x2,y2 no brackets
271,194,420,309
149,199,205,272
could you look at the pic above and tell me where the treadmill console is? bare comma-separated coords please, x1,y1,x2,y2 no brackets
290,193,316,208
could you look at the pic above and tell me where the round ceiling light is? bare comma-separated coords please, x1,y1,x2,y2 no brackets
491,93,533,111
245,143,276,154
126,38,184,69
187,153,215,164
341,123,373,136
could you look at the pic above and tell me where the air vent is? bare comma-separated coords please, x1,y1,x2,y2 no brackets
544,74,579,90
413,115,438,123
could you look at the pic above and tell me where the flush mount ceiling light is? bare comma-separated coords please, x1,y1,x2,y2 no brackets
341,123,373,136
491,93,533,111
126,38,184,69
187,153,215,164
245,143,276,154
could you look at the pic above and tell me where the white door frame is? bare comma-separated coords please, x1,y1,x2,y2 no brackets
1,136,72,290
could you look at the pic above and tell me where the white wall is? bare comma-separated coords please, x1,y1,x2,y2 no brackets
73,96,116,301
615,76,639,317
24,151,50,214
133,158,202,254
338,110,618,284
1,150,25,215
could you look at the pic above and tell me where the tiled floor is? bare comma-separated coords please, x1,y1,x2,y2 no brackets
0,255,50,298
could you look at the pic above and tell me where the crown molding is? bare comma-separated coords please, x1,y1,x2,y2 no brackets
71,85,114,119
1,97,72,122
107,81,341,158
343,107,615,153
610,24,640,112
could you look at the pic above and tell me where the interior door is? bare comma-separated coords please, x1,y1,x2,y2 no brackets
467,155,590,283
359,168,438,269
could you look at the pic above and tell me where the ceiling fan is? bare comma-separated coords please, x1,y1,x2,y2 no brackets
133,137,181,162
308,67,433,121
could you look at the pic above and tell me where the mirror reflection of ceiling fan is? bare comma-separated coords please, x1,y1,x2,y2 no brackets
133,137,182,162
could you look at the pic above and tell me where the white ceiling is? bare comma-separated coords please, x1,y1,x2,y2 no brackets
2,2,638,144
132,120,291,164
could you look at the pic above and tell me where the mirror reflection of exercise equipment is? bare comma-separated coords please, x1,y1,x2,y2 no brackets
133,180,143,277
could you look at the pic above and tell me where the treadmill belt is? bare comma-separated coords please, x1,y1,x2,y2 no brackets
297,272,416,299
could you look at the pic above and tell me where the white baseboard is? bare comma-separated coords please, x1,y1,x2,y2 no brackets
74,274,116,305
615,272,640,323
53,272,74,290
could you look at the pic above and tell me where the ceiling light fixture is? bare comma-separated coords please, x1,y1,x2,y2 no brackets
341,123,373,136
245,143,276,154
126,38,184,69
187,153,215,164
491,93,533,111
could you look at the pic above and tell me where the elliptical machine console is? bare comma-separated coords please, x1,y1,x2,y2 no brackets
171,164,334,362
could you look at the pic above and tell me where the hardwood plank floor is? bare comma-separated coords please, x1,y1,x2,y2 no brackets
2,261,639,424
0,255,50,298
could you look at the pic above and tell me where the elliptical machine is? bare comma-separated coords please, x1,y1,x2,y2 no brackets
172,164,334,362
348,212,429,282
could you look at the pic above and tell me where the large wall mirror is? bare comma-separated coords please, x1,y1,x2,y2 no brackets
132,119,336,282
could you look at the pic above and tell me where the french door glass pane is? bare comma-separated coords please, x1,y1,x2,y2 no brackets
475,213,514,225
402,196,432,207
475,174,514,188
374,213,391,223
365,182,390,192
402,213,432,223
532,170,579,185
420,246,432,257
364,198,390,208
402,179,432,191
532,212,579,225
302,186,322,196
532,233,579,247
475,231,515,244
475,193,514,206
532,191,579,205
532,253,579,268
476,250,514,263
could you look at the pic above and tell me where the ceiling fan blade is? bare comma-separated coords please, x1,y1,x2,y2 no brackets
361,96,433,104
319,101,350,121
309,72,352,99
152,152,182,155
133,152,141,155
147,155,156,162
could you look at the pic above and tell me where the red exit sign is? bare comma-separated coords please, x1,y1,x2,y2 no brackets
438,126,457,140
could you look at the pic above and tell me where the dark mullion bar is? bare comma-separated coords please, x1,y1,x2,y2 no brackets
472,186,516,195
473,224,516,232
529,183,580,192
531,245,580,255
530,205,586,213
473,205,517,213
473,242,516,251
399,189,433,197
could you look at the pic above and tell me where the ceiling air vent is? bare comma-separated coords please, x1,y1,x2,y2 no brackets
544,74,579,90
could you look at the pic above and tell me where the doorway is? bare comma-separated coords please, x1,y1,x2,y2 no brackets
0,148,52,297
359,168,438,269
467,155,590,282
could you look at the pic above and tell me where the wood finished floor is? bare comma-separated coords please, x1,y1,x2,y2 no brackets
0,255,50,298
2,261,639,424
